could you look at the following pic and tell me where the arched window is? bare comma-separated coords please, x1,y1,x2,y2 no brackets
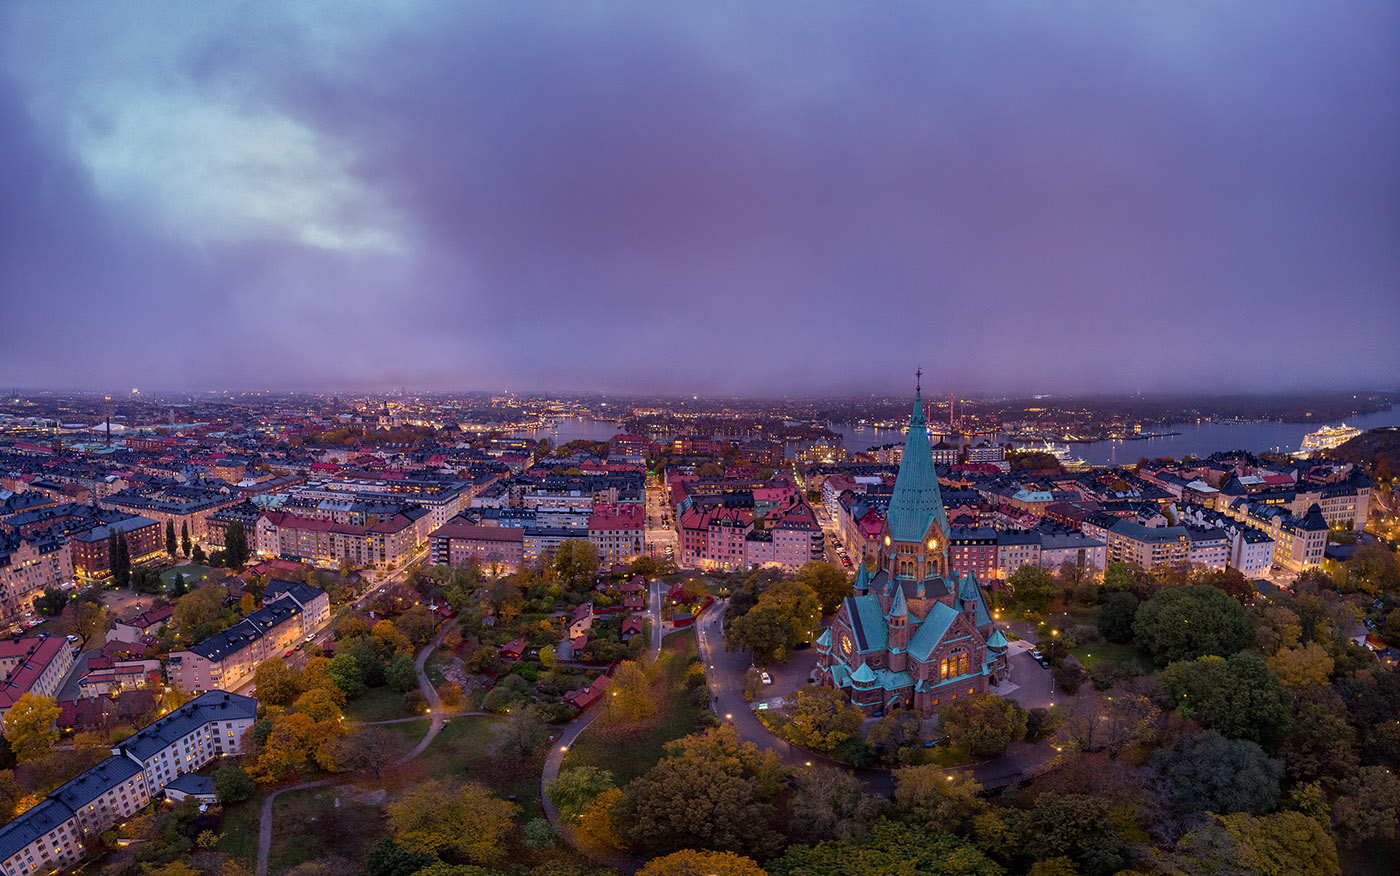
939,658,950,680
959,653,969,676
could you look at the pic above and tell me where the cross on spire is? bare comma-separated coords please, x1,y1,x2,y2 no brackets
915,366,922,393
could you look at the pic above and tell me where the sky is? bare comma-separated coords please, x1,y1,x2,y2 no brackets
1,2,1397,398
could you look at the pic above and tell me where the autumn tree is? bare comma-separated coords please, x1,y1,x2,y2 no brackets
789,767,881,842
2,694,59,762
386,779,518,864
253,659,302,708
1054,692,1159,760
605,661,655,722
1265,641,1334,687
784,687,863,754
938,693,1027,757
617,725,788,858
769,819,1002,876
173,582,232,640
577,787,626,852
796,561,852,616
1331,764,1400,846
892,766,986,835
638,850,768,876
327,727,405,780
1170,811,1338,876
865,708,926,766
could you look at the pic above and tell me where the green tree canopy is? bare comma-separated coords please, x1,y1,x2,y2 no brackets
1162,652,1292,745
1133,585,1254,665
1008,565,1058,613
1148,730,1282,818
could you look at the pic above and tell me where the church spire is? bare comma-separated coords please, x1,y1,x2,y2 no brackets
884,373,950,545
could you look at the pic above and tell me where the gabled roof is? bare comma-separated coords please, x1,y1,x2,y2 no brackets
907,602,961,662
843,593,887,654
885,389,950,544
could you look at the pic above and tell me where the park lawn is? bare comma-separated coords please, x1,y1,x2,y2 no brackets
216,788,267,865
1071,640,1141,670
391,715,549,818
561,629,704,784
343,686,412,723
263,785,389,874
161,563,217,590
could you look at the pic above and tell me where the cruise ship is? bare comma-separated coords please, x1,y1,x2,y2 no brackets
1301,423,1361,452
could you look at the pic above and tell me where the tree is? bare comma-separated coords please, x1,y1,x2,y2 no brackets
769,819,1002,876
166,519,178,558
1008,565,1058,613
107,530,120,585
324,652,367,699
638,850,768,876
1331,764,1400,846
785,687,864,754
1054,692,1159,761
327,727,405,780
386,779,518,864
181,521,192,558
1149,730,1282,818
577,787,627,852
1095,591,1139,644
1265,641,1334,687
191,544,206,564
213,765,255,804
364,839,432,876
225,521,249,568
892,766,986,835
65,599,107,647
554,539,599,588
239,592,256,616
1192,566,1256,604
253,712,321,781
730,579,822,664
1133,585,1254,665
545,766,616,822
939,693,1027,757
1346,541,1399,593
866,708,925,766
790,766,881,842
2,694,59,762
33,587,66,617
797,562,852,616
605,661,655,722
385,653,419,693
293,686,343,723
1162,652,1292,745
1171,811,1339,876
114,530,131,588
173,583,231,640
1018,792,1132,876
617,726,788,858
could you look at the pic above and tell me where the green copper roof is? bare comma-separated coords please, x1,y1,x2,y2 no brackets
853,557,870,593
851,662,876,685
885,389,950,544
986,629,1008,650
889,584,909,618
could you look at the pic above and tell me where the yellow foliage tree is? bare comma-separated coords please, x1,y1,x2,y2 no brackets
1265,642,1334,688
293,687,343,724
2,693,59,762
605,661,655,723
253,659,302,708
637,849,768,876
386,779,518,864
577,787,626,852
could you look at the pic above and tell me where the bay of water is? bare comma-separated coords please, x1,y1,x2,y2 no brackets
519,407,1399,467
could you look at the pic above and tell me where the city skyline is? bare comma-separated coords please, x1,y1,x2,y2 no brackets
2,2,1398,396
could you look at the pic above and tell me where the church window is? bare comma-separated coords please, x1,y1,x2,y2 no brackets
959,653,969,676
939,658,949,680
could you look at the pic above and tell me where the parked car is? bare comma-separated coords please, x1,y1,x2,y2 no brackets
760,672,773,685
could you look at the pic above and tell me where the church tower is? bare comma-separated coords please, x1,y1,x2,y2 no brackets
878,370,951,584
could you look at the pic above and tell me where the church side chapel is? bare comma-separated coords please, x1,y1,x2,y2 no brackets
816,373,1010,716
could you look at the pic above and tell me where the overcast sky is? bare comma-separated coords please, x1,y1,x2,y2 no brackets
2,2,1397,397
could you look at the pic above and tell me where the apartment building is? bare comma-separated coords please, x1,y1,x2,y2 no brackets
428,520,525,572
255,510,424,569
0,635,75,722
587,503,645,564
1104,520,1191,569
167,582,329,694
0,534,72,626
0,692,256,876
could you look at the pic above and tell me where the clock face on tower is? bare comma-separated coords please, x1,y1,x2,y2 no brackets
840,634,853,655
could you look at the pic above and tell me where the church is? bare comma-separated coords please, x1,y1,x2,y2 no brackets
815,378,1010,717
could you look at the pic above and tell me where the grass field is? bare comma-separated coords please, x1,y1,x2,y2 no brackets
561,629,705,784
343,686,414,723
161,563,218,590
1071,640,1142,669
